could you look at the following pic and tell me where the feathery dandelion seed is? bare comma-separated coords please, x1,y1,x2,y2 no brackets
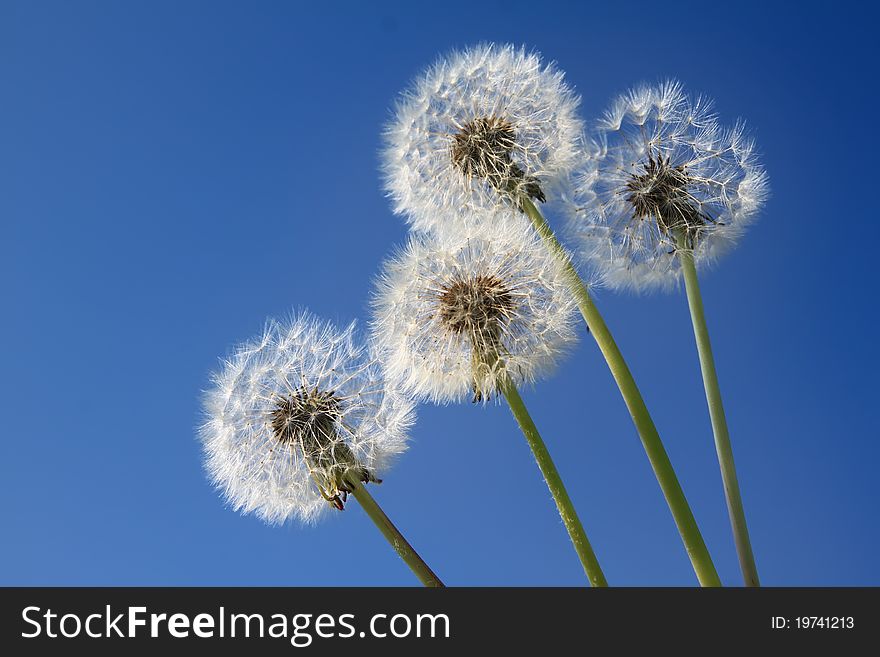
199,312,412,524
371,209,578,403
569,80,769,292
382,43,583,233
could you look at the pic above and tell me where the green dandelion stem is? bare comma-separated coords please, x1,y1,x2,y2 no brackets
499,374,608,587
347,476,445,587
676,231,759,587
521,198,721,587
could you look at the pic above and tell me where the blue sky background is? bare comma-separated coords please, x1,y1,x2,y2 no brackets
2,0,877,586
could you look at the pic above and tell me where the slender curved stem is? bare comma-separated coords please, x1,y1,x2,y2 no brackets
499,375,608,587
676,233,760,587
347,475,444,587
521,198,721,587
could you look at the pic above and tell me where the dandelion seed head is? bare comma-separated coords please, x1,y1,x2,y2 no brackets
568,80,769,292
199,312,413,524
383,43,583,233
371,209,578,404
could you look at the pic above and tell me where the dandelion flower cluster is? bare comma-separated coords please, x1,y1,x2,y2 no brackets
383,43,584,233
199,312,413,524
371,210,578,403
569,80,769,292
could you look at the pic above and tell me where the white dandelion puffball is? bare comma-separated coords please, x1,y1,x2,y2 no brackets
383,43,584,233
199,312,413,525
371,209,578,404
569,80,769,292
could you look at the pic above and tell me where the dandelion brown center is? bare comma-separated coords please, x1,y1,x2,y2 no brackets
438,274,515,402
439,274,514,339
451,116,545,205
269,387,379,511
625,152,712,242
270,387,340,448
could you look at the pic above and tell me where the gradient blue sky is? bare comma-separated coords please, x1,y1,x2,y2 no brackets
2,0,877,586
